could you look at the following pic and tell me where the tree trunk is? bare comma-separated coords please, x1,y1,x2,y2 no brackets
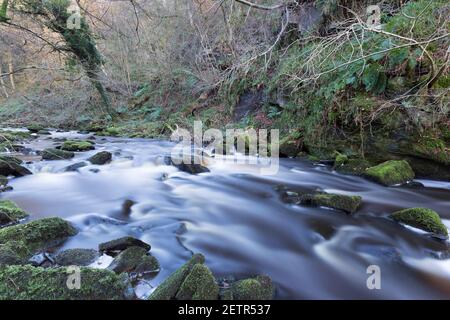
7,50,15,91
0,62,9,98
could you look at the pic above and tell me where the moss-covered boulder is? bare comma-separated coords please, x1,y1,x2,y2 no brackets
88,151,112,165
226,275,274,300
0,200,29,225
0,265,134,300
334,152,348,167
0,241,30,266
390,208,448,239
42,148,74,160
0,156,32,177
61,140,95,152
364,160,415,186
0,217,78,254
55,249,98,266
279,136,302,158
149,253,207,300
335,158,372,175
27,125,44,133
99,236,151,254
300,192,362,214
135,255,160,274
107,246,149,274
175,264,219,300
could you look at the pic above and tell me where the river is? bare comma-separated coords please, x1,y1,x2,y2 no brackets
1,130,450,299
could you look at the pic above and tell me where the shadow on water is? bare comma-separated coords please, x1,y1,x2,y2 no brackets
2,131,450,299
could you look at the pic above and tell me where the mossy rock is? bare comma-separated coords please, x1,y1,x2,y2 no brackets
42,148,75,160
335,158,372,175
0,241,30,266
279,136,302,158
0,200,29,225
175,264,219,300
364,160,414,186
107,246,149,274
134,255,160,274
0,265,134,300
27,125,44,133
300,192,362,214
61,140,95,152
390,208,448,239
0,217,78,255
334,153,348,167
99,236,151,254
148,253,205,300
0,156,32,177
55,249,99,266
88,151,112,165
229,275,274,300
411,137,449,166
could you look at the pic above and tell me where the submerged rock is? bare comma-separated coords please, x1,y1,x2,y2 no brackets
99,236,151,254
61,140,95,152
149,253,214,300
0,200,29,225
88,151,112,165
0,265,134,300
364,160,414,186
42,148,74,160
300,192,362,214
390,208,448,240
0,217,78,255
64,162,87,172
0,156,32,177
225,275,274,300
166,156,210,174
55,249,99,266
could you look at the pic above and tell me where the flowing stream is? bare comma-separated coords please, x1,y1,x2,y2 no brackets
1,130,450,299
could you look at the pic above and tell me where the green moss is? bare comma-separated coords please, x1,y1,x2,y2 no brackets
0,241,30,266
107,246,148,274
0,265,133,300
175,264,219,300
148,253,205,300
230,275,274,300
42,148,74,160
300,192,362,214
55,249,98,266
412,137,449,166
365,160,415,186
135,255,160,274
0,217,77,254
391,208,448,239
61,140,95,152
334,153,348,167
0,200,29,225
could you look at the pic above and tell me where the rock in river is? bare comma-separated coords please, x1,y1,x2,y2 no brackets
0,156,32,177
364,160,414,186
0,265,134,300
99,236,151,254
61,140,95,152
0,217,78,257
55,248,99,266
0,200,29,226
88,151,112,165
42,148,75,160
390,208,448,240
300,192,362,214
149,253,219,300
